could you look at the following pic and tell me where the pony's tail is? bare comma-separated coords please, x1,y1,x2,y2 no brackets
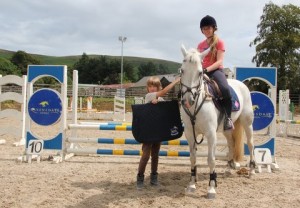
232,118,244,162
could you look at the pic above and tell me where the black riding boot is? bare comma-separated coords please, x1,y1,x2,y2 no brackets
224,117,234,131
223,98,234,131
136,174,144,190
150,172,159,186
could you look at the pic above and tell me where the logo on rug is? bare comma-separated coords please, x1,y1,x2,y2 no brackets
170,126,179,136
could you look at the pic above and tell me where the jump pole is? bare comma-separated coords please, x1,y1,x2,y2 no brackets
66,148,227,158
67,137,227,146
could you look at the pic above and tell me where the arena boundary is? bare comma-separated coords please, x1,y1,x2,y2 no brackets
21,66,281,168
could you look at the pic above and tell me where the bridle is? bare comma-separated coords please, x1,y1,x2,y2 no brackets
180,79,200,102
179,67,207,145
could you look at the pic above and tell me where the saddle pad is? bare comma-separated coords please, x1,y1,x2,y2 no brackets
208,85,240,112
230,86,240,111
131,100,183,143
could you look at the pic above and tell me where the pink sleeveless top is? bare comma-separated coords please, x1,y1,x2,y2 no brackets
197,38,225,69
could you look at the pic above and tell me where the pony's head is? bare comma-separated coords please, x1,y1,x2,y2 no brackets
179,44,210,108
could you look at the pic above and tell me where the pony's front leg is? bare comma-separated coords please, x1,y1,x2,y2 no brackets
207,131,217,199
185,142,197,193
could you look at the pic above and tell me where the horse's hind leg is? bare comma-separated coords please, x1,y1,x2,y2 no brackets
185,138,197,193
244,123,256,175
223,131,236,169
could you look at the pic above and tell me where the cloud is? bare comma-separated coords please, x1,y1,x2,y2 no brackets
0,0,299,70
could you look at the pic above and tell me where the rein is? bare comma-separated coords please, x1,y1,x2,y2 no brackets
180,71,207,145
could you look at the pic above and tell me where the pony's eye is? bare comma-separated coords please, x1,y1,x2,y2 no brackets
179,68,184,74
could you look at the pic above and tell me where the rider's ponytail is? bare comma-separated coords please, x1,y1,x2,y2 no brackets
209,34,218,62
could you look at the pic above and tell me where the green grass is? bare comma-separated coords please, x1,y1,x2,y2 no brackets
0,49,15,59
0,49,181,72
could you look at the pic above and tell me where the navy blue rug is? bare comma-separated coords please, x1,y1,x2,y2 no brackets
132,100,183,143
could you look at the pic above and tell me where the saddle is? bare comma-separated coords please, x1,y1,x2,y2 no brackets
203,74,240,112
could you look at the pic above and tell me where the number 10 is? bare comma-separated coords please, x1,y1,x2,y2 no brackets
27,140,44,155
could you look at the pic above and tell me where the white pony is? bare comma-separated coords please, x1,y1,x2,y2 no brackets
179,45,256,199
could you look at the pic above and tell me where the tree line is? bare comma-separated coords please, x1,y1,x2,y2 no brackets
0,50,173,85
73,53,172,85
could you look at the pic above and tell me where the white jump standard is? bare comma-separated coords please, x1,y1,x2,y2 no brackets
24,65,68,163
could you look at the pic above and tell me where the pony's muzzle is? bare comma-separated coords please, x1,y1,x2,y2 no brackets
189,95,195,107
181,95,195,109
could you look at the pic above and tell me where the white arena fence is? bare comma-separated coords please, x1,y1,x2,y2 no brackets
277,119,300,138
0,74,27,146
277,90,300,138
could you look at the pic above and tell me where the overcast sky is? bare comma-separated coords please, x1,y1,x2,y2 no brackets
0,0,299,70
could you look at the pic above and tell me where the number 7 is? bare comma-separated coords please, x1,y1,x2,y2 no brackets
259,150,266,162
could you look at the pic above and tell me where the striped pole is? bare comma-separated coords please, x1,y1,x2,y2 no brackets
276,119,300,124
67,137,228,146
79,121,132,126
68,124,132,131
66,148,227,157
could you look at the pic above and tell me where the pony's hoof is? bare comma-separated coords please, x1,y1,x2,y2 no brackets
185,186,196,194
227,160,236,169
235,162,241,169
207,187,216,199
227,159,241,170
249,169,256,177
224,167,233,176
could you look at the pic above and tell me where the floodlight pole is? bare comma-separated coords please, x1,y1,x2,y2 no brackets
118,36,127,89
118,36,127,121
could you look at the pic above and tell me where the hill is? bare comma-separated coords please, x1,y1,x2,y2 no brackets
0,49,181,73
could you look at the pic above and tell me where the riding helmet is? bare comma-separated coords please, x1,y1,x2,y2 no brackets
200,15,217,29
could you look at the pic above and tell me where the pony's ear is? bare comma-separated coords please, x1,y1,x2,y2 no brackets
181,44,187,57
199,47,210,60
178,67,182,74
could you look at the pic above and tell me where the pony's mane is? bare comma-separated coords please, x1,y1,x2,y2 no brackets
186,48,201,64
